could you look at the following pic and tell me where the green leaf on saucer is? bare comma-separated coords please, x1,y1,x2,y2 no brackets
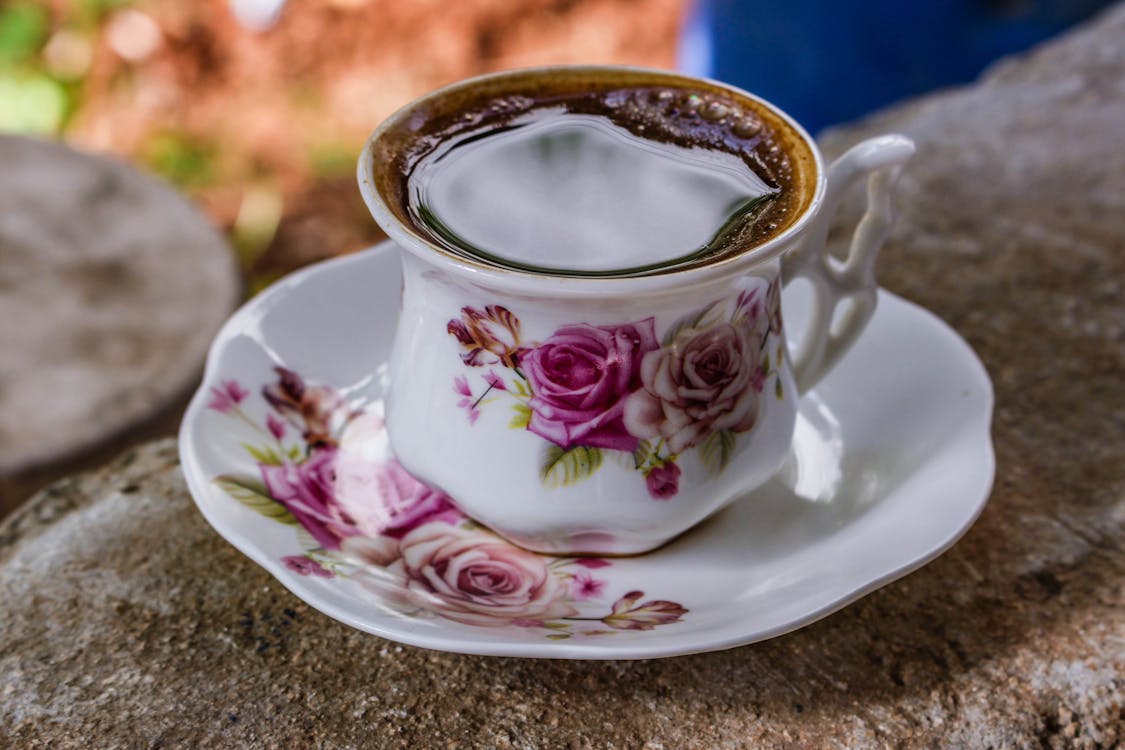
242,442,286,466
214,475,298,525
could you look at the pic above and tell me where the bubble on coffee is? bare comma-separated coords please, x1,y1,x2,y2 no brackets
403,86,796,276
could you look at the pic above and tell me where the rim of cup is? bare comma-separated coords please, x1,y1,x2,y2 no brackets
357,64,827,297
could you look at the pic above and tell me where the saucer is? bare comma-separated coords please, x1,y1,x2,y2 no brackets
179,242,994,659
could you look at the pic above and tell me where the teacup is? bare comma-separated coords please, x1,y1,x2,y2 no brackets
358,66,914,555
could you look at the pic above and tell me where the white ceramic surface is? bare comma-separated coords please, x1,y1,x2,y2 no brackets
179,242,994,659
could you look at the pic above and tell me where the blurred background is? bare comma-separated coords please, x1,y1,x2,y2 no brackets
1,0,1112,291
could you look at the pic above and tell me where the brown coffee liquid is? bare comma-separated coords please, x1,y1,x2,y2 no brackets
403,86,799,276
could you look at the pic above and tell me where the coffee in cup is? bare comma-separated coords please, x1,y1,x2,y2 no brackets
368,70,819,279
401,84,808,277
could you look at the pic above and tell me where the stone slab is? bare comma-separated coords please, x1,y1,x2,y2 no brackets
1,5,1124,748
0,136,240,513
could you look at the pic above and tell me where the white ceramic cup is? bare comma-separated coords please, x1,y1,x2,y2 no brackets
359,66,914,555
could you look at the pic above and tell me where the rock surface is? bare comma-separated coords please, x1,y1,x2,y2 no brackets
0,136,240,515
2,6,1124,749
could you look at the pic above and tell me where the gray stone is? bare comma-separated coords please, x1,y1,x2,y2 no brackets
1,6,1124,748
0,136,240,515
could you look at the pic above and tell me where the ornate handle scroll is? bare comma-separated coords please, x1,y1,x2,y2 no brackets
783,134,915,393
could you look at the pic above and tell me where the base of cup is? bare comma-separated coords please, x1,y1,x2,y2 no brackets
485,525,686,558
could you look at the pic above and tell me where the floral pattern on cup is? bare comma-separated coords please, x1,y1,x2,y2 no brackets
209,367,687,638
447,278,785,498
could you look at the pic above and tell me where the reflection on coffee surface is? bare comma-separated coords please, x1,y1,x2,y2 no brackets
403,87,798,276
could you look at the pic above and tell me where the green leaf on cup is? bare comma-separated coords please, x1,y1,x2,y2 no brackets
608,439,652,471
540,445,603,487
633,438,653,470
509,402,532,429
775,378,784,400
699,430,737,474
214,475,298,525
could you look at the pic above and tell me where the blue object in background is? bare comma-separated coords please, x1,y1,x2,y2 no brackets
680,0,1114,134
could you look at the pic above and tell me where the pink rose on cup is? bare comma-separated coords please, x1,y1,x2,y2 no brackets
353,522,578,627
645,462,681,499
624,317,765,454
522,319,658,452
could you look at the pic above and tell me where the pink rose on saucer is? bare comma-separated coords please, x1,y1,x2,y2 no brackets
262,413,459,550
260,447,355,550
522,319,657,452
333,450,461,541
352,522,577,627
369,460,461,536
337,414,462,538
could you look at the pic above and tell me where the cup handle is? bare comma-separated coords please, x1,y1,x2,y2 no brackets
782,134,916,394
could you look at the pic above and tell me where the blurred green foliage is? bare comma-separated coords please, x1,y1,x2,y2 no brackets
73,0,134,25
0,72,67,132
144,132,218,187
0,0,375,288
0,0,140,135
0,3,48,63
0,3,68,134
309,143,357,179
